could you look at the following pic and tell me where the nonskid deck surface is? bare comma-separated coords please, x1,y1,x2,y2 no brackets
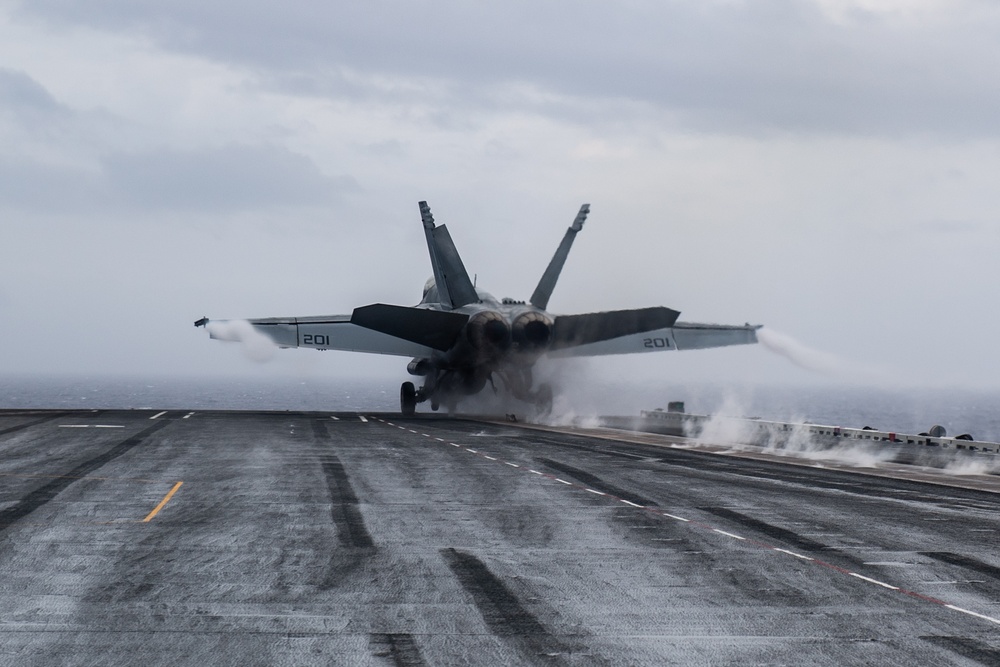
2,409,1000,666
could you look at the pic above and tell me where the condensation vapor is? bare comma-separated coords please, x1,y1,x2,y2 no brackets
757,327,900,384
205,320,277,362
683,394,998,474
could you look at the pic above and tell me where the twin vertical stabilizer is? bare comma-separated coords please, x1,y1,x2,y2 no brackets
419,200,590,311
419,201,479,309
530,204,590,310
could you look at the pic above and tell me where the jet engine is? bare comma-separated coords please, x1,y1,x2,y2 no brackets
465,310,511,351
511,311,554,353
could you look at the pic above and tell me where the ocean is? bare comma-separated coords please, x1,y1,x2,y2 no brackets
2,374,998,444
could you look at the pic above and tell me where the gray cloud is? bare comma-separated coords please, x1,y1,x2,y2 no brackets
102,144,358,212
0,67,66,114
0,156,102,212
15,1,1000,137
0,146,357,214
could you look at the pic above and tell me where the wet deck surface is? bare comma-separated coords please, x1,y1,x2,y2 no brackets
2,409,1000,666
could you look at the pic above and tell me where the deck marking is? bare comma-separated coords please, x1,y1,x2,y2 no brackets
149,411,167,420
399,423,1000,629
849,572,899,590
359,416,368,423
713,529,746,541
142,481,183,522
331,416,340,421
182,412,195,419
944,605,1000,626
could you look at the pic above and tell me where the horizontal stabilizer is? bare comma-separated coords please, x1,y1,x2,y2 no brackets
551,307,680,350
351,303,469,351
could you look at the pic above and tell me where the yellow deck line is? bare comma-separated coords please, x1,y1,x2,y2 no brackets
142,481,183,522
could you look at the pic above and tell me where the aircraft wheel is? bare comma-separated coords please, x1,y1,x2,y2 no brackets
400,382,417,416
431,399,440,411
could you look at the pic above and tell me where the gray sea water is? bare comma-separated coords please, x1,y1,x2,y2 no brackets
2,374,999,444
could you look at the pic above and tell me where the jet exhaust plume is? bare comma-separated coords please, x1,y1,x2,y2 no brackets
206,320,277,362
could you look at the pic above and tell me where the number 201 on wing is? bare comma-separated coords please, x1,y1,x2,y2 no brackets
302,334,330,346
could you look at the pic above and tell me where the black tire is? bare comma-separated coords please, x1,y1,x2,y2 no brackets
400,382,417,416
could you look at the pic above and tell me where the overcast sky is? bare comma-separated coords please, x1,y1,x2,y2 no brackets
2,0,999,392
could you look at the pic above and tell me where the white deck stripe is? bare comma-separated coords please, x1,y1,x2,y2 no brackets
849,573,899,590
713,529,746,540
944,605,1000,625
149,411,167,420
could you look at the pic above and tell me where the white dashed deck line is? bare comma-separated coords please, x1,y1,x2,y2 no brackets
149,411,167,420
375,420,1000,630
849,573,899,590
944,605,1000,626
713,529,746,541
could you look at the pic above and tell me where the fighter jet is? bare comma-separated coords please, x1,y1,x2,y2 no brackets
195,202,760,415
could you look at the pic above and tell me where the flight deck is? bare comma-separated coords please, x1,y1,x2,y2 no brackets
1,409,999,666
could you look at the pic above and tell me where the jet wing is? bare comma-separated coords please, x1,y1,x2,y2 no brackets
547,311,759,358
197,304,469,358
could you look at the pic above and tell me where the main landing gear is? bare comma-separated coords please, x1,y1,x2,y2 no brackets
400,382,416,416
